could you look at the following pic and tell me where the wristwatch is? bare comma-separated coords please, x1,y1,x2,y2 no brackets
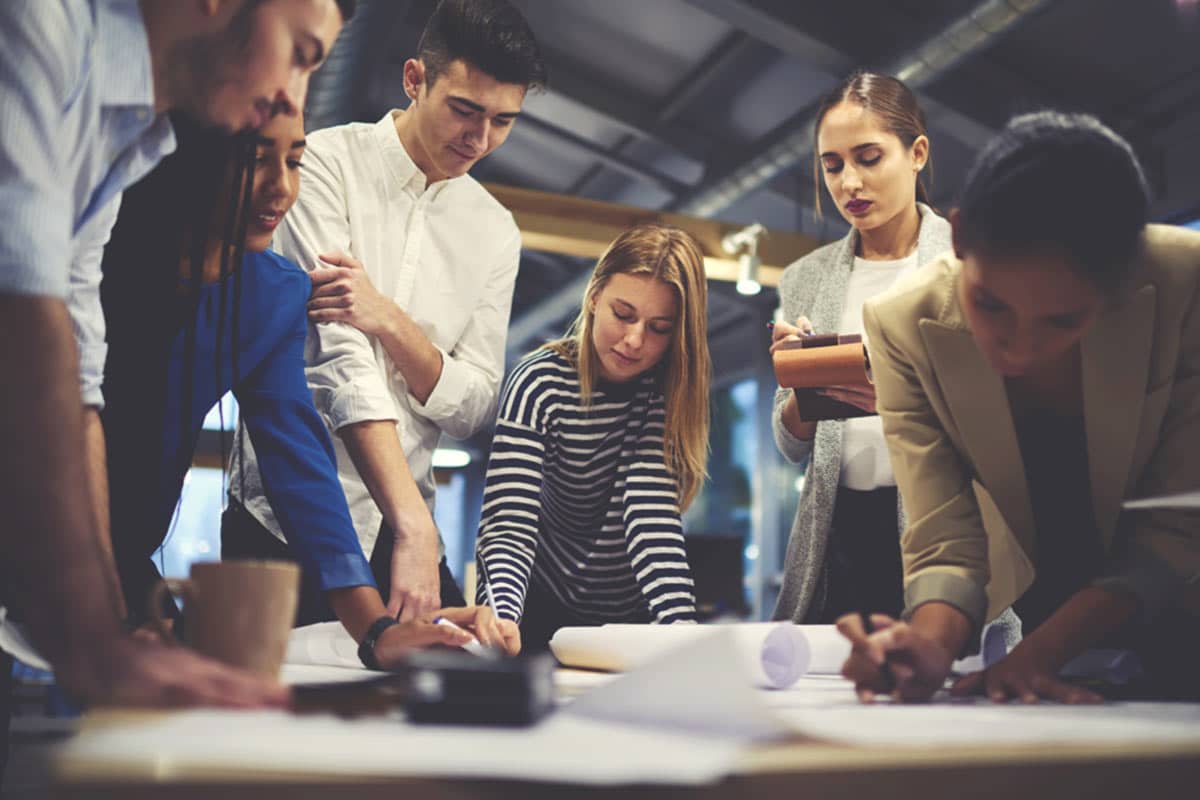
357,615,399,670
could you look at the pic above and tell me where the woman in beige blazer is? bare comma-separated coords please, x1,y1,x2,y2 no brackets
842,112,1200,703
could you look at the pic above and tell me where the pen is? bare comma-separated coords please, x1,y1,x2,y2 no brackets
433,617,485,656
477,554,501,619
860,612,896,693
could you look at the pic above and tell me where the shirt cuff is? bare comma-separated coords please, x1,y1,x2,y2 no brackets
772,391,815,463
1092,547,1181,624
78,339,107,409
311,551,377,594
407,344,469,422
903,571,988,655
325,381,399,432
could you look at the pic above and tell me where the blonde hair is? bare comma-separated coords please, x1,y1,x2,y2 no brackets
545,223,710,509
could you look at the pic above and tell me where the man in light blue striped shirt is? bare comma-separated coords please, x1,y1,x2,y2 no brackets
0,0,350,725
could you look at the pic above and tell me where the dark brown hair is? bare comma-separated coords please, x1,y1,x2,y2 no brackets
418,0,546,91
956,111,1148,293
812,71,932,215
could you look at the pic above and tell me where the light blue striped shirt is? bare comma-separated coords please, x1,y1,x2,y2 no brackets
0,0,175,406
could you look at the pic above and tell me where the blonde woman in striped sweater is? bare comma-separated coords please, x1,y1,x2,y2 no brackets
476,223,711,650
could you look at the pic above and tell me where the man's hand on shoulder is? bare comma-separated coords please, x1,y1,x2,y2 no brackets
307,252,399,337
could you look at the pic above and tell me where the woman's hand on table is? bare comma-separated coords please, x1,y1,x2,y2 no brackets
950,638,1103,704
372,606,522,667
837,613,955,703
449,605,522,655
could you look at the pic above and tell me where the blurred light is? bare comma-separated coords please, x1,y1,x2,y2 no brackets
794,475,806,494
735,253,761,296
744,544,760,561
723,223,766,296
432,448,471,468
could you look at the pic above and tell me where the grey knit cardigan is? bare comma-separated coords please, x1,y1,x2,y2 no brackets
771,204,952,623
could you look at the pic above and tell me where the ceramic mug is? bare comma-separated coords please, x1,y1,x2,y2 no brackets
149,560,299,677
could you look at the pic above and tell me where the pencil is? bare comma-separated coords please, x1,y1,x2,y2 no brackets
860,611,897,693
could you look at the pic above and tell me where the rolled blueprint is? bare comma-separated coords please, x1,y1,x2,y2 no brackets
550,623,853,689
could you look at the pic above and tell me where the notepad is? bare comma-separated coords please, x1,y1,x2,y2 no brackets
772,333,874,420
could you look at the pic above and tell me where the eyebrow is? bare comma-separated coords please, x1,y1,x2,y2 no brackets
448,95,521,119
818,142,883,159
612,297,675,322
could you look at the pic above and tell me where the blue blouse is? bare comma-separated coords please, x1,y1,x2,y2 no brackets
102,249,374,596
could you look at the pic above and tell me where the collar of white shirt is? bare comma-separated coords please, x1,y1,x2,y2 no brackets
94,0,157,113
374,110,462,201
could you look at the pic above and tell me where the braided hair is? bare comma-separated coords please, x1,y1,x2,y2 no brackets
955,111,1149,293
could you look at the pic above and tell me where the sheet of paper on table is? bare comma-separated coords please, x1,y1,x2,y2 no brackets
0,607,51,671
58,628,777,786
53,623,1200,785
767,696,1200,746
1123,490,1200,509
285,621,363,671
54,707,752,786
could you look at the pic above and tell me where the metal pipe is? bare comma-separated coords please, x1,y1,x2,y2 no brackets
674,0,1050,218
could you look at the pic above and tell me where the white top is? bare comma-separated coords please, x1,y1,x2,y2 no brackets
838,252,920,491
231,110,521,555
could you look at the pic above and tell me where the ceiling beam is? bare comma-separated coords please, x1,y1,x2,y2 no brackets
486,183,820,286
682,0,997,152
517,115,691,196
490,182,824,357
536,44,725,166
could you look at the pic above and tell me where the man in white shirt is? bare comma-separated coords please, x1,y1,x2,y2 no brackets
226,0,546,623
0,0,352,732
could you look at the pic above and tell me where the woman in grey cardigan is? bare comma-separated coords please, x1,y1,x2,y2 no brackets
771,72,950,624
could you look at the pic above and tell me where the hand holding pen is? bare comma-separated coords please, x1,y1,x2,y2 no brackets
768,315,815,354
836,612,956,703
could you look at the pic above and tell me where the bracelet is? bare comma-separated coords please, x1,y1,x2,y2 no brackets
357,615,399,670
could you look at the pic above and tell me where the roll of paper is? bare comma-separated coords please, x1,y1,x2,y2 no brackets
549,623,853,689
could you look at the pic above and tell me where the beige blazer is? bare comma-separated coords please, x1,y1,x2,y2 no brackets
862,224,1200,628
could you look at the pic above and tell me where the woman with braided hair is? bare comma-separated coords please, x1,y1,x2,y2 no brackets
99,110,517,667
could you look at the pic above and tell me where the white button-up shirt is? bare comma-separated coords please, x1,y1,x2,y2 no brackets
232,111,521,555
0,0,175,408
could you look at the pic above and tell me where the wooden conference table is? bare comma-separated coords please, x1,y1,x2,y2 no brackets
48,671,1200,799
49,724,1200,800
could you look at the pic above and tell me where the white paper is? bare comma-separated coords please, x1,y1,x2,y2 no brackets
54,708,747,786
562,627,792,741
1122,490,1200,509
280,663,384,686
769,699,1200,746
285,621,368,670
0,607,52,672
550,623,851,688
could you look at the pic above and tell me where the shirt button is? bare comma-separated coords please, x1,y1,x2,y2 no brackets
136,109,149,121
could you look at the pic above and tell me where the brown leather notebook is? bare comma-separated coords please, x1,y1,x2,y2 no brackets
772,333,874,421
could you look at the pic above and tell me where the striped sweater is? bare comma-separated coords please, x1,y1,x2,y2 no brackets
476,348,696,625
